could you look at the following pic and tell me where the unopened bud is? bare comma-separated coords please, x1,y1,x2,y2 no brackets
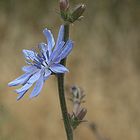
71,4,86,22
71,85,80,98
59,0,69,11
69,86,87,129
71,85,85,102
70,108,87,129
77,108,87,120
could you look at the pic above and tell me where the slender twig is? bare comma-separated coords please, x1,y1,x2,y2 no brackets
57,24,73,140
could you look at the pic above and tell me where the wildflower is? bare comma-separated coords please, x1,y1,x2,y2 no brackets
8,25,73,100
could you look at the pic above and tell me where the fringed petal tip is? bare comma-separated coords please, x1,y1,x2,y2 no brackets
8,82,14,87
29,93,38,99
15,89,28,100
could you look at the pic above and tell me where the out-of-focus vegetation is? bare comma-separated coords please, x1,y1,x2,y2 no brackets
0,0,140,140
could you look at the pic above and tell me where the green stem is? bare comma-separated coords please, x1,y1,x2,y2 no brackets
57,24,73,140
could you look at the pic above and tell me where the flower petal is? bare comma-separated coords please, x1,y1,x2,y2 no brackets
8,73,32,87
15,70,41,93
43,28,55,55
38,43,48,61
27,70,41,84
15,82,33,93
50,64,69,73
29,73,44,98
55,25,64,49
49,41,65,63
23,49,37,61
58,40,73,60
38,42,48,52
53,40,73,63
22,65,37,73
17,90,28,100
44,69,51,81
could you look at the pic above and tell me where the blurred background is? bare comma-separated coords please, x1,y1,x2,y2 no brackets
0,0,140,140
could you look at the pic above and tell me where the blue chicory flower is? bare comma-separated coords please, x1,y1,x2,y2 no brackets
8,25,73,100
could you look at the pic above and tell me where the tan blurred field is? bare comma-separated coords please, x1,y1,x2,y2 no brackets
0,0,140,140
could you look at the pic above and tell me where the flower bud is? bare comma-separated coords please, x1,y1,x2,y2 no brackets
71,85,85,102
71,4,86,22
71,85,80,98
76,108,87,120
69,107,87,129
59,0,69,12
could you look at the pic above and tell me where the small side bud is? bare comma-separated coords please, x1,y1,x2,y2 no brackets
70,85,85,102
77,108,87,120
70,108,87,129
69,85,87,129
71,4,86,22
59,0,69,12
